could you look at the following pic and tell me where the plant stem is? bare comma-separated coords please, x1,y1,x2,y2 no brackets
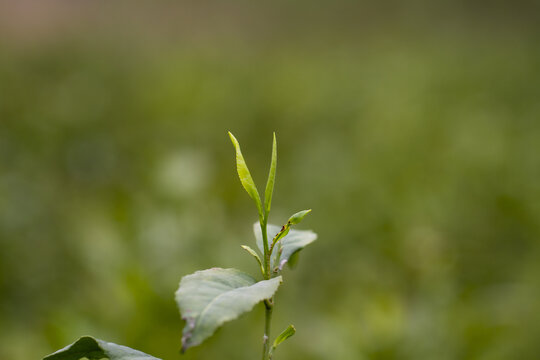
262,300,273,360
260,219,271,279
261,213,274,359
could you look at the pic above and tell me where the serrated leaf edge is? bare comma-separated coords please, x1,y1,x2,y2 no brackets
178,271,282,352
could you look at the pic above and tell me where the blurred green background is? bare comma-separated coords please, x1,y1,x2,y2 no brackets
1,1,540,359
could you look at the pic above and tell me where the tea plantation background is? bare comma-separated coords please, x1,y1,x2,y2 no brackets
1,1,539,359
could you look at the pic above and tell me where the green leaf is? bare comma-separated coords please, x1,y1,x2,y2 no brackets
287,209,311,225
264,132,277,217
228,132,263,221
241,245,265,275
43,336,160,360
271,324,296,353
175,268,282,352
254,223,317,269
273,225,290,245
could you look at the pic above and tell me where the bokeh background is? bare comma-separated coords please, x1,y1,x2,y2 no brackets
1,1,540,359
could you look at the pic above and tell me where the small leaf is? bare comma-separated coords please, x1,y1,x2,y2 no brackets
273,225,290,245
272,324,296,351
43,336,160,360
241,245,265,275
254,223,317,269
228,132,263,221
287,209,311,225
264,132,277,217
176,268,282,352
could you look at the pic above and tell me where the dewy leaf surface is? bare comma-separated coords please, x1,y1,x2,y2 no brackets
254,223,317,269
175,268,282,351
43,336,160,360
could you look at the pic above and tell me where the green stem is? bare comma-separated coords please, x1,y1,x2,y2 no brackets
260,219,270,279
262,300,273,360
261,212,274,360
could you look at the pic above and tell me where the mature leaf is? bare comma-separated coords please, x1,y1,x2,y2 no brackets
241,245,265,275
264,132,277,216
254,223,317,269
175,268,282,352
228,132,263,221
272,324,296,351
43,336,160,360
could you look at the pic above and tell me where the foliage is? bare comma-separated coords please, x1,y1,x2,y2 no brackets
2,12,540,359
43,336,160,360
176,268,282,351
41,134,317,360
176,133,316,359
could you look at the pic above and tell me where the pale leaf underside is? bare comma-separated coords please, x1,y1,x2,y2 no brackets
254,223,317,269
175,268,282,351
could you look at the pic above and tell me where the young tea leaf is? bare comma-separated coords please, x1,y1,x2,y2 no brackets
43,336,160,360
287,209,312,225
228,132,263,221
264,132,277,217
175,268,282,352
271,324,296,352
241,245,265,275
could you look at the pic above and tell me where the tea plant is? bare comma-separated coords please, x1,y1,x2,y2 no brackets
42,132,317,360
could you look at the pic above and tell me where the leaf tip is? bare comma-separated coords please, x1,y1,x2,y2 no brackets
228,131,237,145
271,324,297,352
287,209,312,225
